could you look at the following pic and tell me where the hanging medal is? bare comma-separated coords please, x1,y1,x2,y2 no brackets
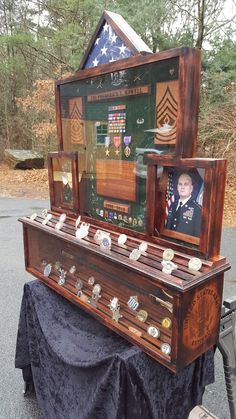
104,136,110,156
123,136,131,157
113,136,121,156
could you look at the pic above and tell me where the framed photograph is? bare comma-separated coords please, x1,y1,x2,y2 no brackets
48,151,79,215
146,156,227,258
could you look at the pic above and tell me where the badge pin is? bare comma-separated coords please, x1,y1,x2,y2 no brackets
58,269,67,286
127,296,139,311
76,222,90,239
92,284,102,301
75,279,83,291
112,308,123,322
88,276,95,286
161,260,177,274
69,265,76,274
147,325,160,338
109,297,120,311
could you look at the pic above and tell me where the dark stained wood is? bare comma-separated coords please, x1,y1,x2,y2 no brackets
48,151,80,215
96,159,137,202
55,85,63,151
57,47,198,86
19,215,229,372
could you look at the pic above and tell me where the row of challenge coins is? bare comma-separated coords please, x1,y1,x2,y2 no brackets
30,211,202,272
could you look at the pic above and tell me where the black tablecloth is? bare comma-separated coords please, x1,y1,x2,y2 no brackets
15,280,215,419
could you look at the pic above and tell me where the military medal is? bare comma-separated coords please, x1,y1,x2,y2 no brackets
104,136,111,156
147,325,160,338
118,234,127,245
161,343,171,355
163,248,174,261
54,261,61,271
113,136,121,155
123,136,131,158
136,310,148,323
188,257,202,271
129,248,142,261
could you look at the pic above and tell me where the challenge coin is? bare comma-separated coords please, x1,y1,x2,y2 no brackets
162,317,172,329
161,343,171,355
136,310,148,323
139,242,148,253
163,248,174,261
118,234,127,245
59,213,67,223
129,249,142,261
147,325,160,338
188,257,202,271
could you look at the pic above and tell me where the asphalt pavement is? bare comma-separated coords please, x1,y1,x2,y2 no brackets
0,197,235,419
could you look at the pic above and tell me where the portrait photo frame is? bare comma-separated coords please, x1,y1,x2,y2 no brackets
48,151,80,215
146,155,227,258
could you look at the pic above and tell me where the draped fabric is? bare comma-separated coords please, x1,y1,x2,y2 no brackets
15,281,214,419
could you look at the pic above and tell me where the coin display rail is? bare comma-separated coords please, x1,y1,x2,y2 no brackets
20,212,229,372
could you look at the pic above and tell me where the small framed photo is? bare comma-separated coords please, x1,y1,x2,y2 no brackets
48,151,79,215
146,156,227,257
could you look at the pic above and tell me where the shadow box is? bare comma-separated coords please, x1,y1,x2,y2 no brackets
48,151,80,215
146,155,227,258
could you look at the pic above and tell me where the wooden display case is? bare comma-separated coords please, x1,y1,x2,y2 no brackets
20,214,229,372
19,12,230,372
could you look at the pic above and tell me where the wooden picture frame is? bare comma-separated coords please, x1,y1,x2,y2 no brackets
146,155,227,258
48,151,79,215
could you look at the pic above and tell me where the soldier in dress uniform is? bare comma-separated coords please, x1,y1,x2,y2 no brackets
166,173,201,237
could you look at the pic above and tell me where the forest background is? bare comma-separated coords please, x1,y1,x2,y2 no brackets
0,0,235,224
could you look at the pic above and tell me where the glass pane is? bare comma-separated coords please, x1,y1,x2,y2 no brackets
52,157,73,206
59,57,179,232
